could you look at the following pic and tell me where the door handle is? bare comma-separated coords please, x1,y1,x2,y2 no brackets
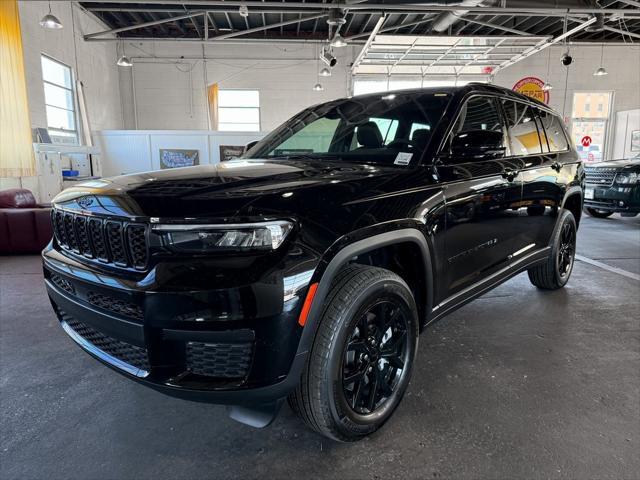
551,161,563,172
501,169,519,181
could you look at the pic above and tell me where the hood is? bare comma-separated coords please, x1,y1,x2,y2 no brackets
52,159,422,220
587,158,640,169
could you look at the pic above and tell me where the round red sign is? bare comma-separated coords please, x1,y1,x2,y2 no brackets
581,136,592,147
512,76,549,104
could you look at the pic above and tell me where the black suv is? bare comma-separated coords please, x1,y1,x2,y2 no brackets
44,84,583,441
584,156,640,218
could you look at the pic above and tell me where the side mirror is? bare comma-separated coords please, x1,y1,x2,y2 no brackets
450,130,506,160
244,140,259,153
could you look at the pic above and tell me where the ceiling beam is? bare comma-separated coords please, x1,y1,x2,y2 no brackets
493,16,597,74
210,13,327,40
352,15,386,72
84,11,205,39
79,1,640,17
462,17,531,36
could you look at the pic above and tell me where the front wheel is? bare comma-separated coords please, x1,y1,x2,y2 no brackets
288,265,419,442
528,209,577,290
586,207,614,218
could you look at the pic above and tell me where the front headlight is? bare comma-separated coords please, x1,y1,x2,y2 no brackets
153,221,293,252
615,172,639,184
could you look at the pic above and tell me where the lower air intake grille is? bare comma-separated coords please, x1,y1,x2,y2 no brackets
186,342,253,378
60,310,149,371
87,291,144,321
50,273,75,295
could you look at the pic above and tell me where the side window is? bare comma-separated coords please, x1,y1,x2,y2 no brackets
502,100,542,155
453,96,503,134
538,110,569,152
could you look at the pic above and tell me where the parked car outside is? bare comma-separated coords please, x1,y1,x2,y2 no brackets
43,84,583,441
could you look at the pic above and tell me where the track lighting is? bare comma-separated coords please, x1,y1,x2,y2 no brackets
40,1,63,29
320,47,337,68
330,34,348,48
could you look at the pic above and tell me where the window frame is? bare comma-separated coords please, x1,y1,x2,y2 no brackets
217,88,261,132
40,54,80,144
535,107,571,154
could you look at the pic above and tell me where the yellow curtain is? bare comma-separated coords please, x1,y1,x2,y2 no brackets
207,83,219,130
0,0,35,177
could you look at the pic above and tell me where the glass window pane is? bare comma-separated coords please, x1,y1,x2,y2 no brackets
571,119,606,163
218,107,260,124
572,92,611,119
457,97,503,133
502,100,542,155
41,56,72,88
218,123,260,132
538,110,569,153
46,105,75,131
44,83,74,110
218,90,259,108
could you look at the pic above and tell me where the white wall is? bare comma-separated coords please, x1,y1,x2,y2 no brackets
121,42,354,131
18,0,123,133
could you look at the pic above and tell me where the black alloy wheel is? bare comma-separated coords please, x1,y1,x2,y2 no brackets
557,221,576,279
341,300,410,415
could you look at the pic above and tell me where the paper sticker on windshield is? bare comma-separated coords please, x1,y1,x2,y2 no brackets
394,152,413,166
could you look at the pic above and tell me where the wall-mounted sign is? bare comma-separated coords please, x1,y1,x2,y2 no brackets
159,149,199,169
512,76,549,104
581,135,592,147
219,145,245,162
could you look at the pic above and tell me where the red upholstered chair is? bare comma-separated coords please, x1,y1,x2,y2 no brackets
0,189,53,254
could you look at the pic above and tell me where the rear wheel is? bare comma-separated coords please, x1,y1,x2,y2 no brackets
586,207,614,218
288,265,419,442
528,209,577,290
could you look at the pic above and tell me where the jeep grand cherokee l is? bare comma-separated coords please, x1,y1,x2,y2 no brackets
44,84,583,441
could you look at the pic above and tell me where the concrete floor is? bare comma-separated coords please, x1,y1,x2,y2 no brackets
1,215,639,480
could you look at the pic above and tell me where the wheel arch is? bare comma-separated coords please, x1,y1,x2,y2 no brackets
295,228,434,357
562,186,583,227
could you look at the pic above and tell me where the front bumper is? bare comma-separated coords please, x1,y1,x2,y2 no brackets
583,183,640,213
43,246,315,406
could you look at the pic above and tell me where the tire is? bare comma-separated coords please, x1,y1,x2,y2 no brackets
586,207,614,218
288,265,419,442
528,209,577,290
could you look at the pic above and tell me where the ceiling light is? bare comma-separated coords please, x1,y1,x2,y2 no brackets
239,4,249,18
320,48,337,67
312,83,324,92
542,82,553,91
330,33,347,48
593,67,608,76
319,67,331,77
40,2,62,29
117,55,133,67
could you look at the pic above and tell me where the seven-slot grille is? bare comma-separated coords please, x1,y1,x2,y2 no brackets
584,167,618,186
52,208,148,270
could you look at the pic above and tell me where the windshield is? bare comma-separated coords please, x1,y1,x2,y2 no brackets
245,92,451,167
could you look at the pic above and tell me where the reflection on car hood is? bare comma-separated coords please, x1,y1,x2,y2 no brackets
587,158,640,169
51,159,424,219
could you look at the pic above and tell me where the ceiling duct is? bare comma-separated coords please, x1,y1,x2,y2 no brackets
431,0,601,33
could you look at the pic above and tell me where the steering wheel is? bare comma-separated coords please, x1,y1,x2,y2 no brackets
386,139,416,149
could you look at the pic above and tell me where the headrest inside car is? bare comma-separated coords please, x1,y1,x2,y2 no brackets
411,129,430,151
0,188,37,208
357,121,384,149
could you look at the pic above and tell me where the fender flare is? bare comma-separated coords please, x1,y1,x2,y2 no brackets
294,228,434,357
